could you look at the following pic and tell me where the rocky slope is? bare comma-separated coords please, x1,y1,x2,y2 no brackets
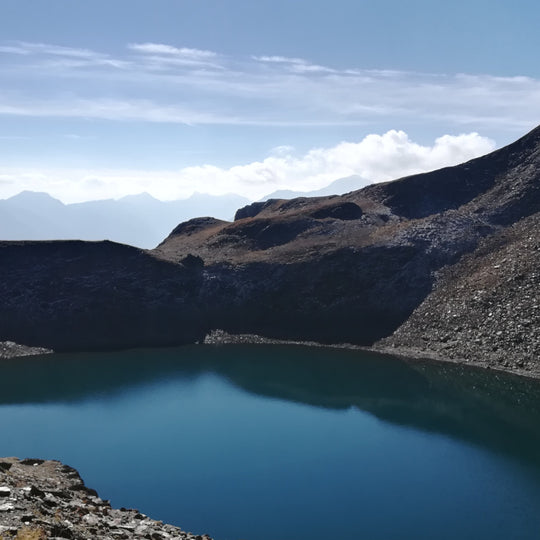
0,457,212,540
1,125,540,376
376,212,540,378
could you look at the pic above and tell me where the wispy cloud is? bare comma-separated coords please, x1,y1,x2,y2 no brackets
129,42,217,58
127,42,224,70
0,131,495,203
0,40,129,69
0,41,99,58
0,45,31,55
0,96,249,125
252,54,335,73
22,42,103,59
252,55,306,64
1,40,539,132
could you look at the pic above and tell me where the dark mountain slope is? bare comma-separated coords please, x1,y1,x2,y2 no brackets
155,127,540,268
362,124,540,222
152,124,540,361
1,125,540,375
0,241,208,350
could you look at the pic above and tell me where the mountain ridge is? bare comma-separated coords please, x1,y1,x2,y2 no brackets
0,174,373,248
1,124,540,377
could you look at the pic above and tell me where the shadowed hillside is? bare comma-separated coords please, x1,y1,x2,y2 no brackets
1,125,540,377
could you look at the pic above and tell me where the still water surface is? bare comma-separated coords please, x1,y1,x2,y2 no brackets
1,345,540,540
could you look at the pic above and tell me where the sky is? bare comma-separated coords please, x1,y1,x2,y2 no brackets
1,0,539,203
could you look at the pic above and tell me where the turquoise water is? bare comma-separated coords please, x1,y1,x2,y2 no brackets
1,345,540,540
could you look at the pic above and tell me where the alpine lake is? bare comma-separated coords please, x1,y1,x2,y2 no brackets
1,344,540,540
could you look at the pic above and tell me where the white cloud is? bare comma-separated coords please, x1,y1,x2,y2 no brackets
127,43,222,69
252,55,307,64
252,54,335,74
0,131,495,203
288,63,335,74
128,42,217,59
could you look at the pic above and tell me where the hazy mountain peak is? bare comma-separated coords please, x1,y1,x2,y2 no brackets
6,191,65,205
119,192,159,203
260,174,371,201
0,190,250,248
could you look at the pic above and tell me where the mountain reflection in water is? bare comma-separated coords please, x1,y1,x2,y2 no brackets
2,344,540,469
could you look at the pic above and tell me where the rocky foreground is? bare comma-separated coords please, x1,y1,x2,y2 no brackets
1,125,540,378
0,458,212,540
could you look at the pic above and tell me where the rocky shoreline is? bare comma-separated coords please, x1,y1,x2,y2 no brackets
3,328,540,382
0,342,52,360
206,329,540,380
0,457,212,540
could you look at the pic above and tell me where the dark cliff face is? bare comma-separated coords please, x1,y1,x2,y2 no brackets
0,241,208,350
1,125,540,362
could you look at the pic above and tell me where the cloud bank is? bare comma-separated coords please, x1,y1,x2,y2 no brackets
0,131,495,203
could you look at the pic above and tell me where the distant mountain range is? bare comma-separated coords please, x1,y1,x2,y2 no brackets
0,191,250,248
260,175,369,201
0,175,370,248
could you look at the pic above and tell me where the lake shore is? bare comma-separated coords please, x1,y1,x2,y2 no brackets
3,330,540,381
0,341,52,359
203,329,540,380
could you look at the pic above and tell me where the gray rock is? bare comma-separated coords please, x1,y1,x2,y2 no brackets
0,457,214,540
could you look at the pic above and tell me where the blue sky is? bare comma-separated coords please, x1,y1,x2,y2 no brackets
1,0,539,202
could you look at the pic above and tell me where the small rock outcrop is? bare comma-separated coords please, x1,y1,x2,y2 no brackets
234,200,276,221
0,342,51,360
0,457,212,540
309,201,363,220
166,217,228,238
